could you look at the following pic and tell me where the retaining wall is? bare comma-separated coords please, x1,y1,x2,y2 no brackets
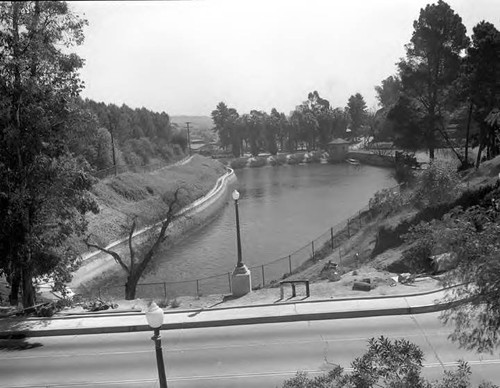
346,151,395,167
70,168,237,290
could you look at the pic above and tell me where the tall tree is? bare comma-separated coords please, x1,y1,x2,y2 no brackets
211,102,240,156
396,0,469,160
463,21,500,166
375,75,402,109
0,1,98,307
347,93,367,136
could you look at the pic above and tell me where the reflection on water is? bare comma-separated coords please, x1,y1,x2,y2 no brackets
134,163,396,286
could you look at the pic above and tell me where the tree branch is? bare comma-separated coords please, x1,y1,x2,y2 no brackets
134,188,181,277
128,217,136,273
84,235,129,274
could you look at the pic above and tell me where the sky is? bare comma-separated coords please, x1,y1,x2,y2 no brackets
70,0,500,117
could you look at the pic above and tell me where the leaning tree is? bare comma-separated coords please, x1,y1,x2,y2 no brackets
85,189,185,300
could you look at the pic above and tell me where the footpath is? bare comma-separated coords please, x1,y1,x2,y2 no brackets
0,287,460,339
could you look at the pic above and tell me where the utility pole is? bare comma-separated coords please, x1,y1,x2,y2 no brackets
185,122,192,156
108,113,117,176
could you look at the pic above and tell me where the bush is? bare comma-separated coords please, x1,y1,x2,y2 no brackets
371,183,498,258
230,158,248,169
286,154,301,165
369,186,407,216
276,154,287,165
170,298,180,308
248,157,267,168
411,162,461,209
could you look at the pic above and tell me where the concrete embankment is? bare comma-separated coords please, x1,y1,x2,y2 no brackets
347,150,395,167
70,167,237,291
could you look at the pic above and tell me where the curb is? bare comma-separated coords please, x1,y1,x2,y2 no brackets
36,284,456,320
0,295,469,339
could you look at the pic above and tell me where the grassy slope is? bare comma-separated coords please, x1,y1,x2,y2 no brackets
73,155,226,254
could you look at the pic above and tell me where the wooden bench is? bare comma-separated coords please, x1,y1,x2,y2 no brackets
279,280,310,299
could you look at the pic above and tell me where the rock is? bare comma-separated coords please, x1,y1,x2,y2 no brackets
352,281,371,292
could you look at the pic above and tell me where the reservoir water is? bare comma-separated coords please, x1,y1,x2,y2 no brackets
100,163,396,297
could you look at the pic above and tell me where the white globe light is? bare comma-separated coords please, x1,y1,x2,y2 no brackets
145,302,164,328
232,190,240,201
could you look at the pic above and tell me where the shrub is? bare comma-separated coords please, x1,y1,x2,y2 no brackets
248,157,267,168
411,162,461,209
286,154,301,165
170,298,180,308
230,158,248,169
276,154,287,165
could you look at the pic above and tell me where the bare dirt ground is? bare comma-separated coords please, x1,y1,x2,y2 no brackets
49,266,441,315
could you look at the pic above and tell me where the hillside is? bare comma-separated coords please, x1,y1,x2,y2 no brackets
70,155,226,255
285,155,500,286
170,115,216,142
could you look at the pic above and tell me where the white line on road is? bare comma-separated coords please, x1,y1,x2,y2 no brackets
6,360,500,387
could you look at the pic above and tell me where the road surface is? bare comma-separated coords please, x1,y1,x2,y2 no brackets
1,312,499,387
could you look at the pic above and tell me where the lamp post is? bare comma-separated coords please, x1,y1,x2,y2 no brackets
232,189,243,268
231,190,251,296
145,302,167,388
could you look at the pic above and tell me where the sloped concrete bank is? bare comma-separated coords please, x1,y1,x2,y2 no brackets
70,168,237,291
347,151,395,167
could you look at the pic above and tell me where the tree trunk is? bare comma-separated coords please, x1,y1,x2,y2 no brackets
125,273,140,300
9,270,21,306
476,124,486,168
429,146,435,160
21,266,35,307
464,101,473,168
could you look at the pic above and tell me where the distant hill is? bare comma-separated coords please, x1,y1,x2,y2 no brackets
170,115,216,142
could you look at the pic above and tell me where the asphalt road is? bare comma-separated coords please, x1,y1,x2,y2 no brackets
1,312,499,387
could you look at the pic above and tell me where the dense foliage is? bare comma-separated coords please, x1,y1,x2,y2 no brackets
211,91,362,157
375,1,500,166
282,336,497,388
70,99,186,174
403,185,500,352
0,1,99,307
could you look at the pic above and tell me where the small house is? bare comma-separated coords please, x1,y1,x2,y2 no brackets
327,138,350,162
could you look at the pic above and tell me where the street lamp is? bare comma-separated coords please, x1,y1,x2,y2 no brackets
145,302,168,388
231,189,251,296
232,189,243,268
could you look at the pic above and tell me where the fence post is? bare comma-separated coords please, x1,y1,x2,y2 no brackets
311,241,315,259
347,219,350,237
261,265,265,286
228,272,232,293
330,227,334,250
288,255,292,274
196,279,200,296
163,283,167,300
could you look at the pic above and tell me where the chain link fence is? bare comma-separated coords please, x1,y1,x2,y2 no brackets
89,184,403,300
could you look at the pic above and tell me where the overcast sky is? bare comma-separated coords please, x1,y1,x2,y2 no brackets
70,0,500,117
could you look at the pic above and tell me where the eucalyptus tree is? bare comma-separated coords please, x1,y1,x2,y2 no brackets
211,102,240,156
375,75,402,109
346,93,367,137
462,21,500,166
395,0,469,160
0,1,98,307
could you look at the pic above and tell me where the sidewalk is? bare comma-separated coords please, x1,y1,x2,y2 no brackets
0,287,460,339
